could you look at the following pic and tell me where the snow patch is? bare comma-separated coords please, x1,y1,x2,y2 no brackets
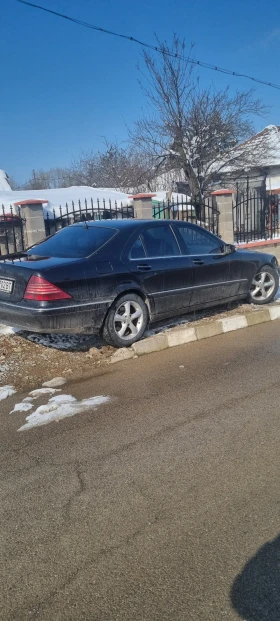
10,401,34,413
29,388,60,399
42,377,66,388
18,394,110,431
0,385,16,401
0,324,19,335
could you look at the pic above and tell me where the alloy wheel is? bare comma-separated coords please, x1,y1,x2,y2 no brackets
250,271,276,301
113,300,144,341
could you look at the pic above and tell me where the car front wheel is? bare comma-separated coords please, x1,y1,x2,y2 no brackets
248,265,279,305
103,293,149,347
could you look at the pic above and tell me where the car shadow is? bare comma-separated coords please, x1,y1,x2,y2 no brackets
231,534,280,620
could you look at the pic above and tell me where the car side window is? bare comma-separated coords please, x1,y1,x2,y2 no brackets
176,225,222,255
129,236,146,259
141,225,180,258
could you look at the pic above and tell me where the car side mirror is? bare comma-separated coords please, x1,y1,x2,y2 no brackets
221,243,235,255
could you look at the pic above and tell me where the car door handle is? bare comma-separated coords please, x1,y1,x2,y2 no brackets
137,264,152,271
193,259,204,265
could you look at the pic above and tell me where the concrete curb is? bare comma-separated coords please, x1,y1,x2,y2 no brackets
109,304,280,364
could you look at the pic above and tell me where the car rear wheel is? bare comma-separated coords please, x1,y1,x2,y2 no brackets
103,293,149,347
248,265,279,305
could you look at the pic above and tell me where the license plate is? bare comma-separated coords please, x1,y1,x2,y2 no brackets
0,279,13,293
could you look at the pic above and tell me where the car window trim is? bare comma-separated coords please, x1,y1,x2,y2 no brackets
129,255,184,261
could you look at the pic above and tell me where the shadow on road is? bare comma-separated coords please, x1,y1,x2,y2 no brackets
231,534,280,620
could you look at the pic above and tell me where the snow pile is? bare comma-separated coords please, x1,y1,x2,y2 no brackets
0,170,11,191
0,325,19,336
0,385,16,400
0,186,132,217
18,393,110,431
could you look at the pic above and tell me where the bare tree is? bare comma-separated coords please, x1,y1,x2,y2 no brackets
130,35,269,201
71,142,153,193
19,167,79,190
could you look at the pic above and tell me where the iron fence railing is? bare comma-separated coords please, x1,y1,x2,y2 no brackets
152,197,220,236
44,199,134,236
233,180,280,243
0,205,25,258
0,195,221,259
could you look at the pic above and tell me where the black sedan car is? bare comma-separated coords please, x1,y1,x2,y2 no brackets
0,220,278,347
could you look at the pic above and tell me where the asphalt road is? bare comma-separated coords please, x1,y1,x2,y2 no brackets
1,320,280,620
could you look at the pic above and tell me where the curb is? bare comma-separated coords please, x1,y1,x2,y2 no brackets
109,304,280,364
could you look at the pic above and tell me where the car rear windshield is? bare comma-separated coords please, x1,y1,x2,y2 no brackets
28,226,117,258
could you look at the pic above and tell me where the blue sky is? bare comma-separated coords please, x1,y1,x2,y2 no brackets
1,0,280,183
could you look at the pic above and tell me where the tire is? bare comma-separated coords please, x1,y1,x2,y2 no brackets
103,293,149,348
247,265,279,305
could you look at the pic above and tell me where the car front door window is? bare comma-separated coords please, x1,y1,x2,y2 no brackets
176,225,222,255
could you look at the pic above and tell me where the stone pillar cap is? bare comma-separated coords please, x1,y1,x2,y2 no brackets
128,193,157,199
14,199,48,206
211,189,236,195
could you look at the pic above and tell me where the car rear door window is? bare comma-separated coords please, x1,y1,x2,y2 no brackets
176,225,222,255
29,226,117,258
129,237,146,259
141,225,180,258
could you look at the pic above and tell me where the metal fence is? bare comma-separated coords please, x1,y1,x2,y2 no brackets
233,182,280,243
152,197,220,235
45,199,134,236
0,206,25,258
0,195,220,259
47,196,219,235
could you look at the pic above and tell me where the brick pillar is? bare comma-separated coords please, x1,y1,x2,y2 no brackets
211,190,234,244
14,199,47,248
129,193,156,219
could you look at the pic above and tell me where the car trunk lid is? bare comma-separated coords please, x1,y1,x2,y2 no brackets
0,256,81,302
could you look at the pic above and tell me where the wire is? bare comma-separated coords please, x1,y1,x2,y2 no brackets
16,0,280,91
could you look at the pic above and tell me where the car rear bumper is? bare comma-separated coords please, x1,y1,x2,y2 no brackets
0,299,111,334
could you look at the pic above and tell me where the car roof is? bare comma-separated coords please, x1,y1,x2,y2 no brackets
72,219,187,229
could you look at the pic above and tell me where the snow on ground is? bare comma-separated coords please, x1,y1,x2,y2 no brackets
10,401,33,413
42,377,66,388
0,186,132,218
29,388,60,399
18,393,110,431
0,385,16,400
0,325,19,336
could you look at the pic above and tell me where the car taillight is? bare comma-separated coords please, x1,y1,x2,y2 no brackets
24,275,72,301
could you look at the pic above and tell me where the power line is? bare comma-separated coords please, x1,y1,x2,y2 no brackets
16,0,280,91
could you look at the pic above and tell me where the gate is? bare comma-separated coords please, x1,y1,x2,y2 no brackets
233,183,279,243
0,206,25,258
